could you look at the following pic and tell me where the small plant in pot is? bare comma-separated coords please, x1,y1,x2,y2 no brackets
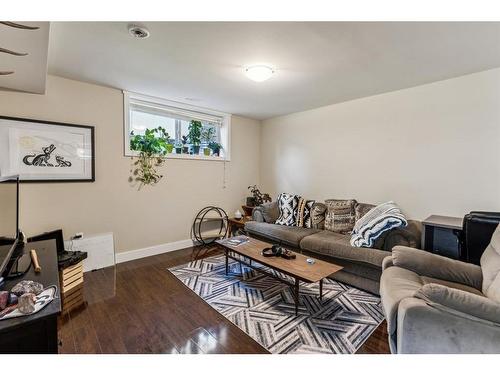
208,141,223,156
181,135,189,154
174,140,183,154
247,185,272,206
201,127,216,156
165,137,175,154
187,120,202,154
129,126,170,189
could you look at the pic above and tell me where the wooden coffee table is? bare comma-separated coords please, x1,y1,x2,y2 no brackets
216,236,343,315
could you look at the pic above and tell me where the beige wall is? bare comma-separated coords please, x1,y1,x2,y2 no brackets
0,75,261,253
260,68,500,220
2,68,498,253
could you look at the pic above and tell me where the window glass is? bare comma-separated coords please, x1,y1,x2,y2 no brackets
130,109,176,139
125,92,230,160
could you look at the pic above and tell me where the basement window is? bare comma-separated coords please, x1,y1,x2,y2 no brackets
123,91,231,161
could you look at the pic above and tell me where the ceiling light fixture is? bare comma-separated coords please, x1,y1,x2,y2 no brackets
128,25,150,39
245,65,274,82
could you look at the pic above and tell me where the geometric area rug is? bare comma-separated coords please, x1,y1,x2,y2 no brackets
168,254,384,354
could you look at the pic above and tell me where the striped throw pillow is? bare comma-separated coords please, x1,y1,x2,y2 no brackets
296,198,315,228
350,201,407,248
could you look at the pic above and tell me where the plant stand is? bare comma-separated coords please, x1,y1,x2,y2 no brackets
191,206,229,246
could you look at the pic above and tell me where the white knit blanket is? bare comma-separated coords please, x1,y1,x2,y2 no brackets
350,201,407,248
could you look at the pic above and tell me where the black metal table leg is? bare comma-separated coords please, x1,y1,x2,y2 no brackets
294,278,299,315
225,250,229,275
319,279,323,302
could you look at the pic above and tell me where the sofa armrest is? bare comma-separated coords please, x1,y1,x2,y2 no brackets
396,296,500,353
252,201,278,223
252,208,265,222
415,283,500,325
381,220,422,251
392,246,483,290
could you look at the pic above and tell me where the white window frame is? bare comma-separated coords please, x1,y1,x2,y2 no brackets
123,91,231,161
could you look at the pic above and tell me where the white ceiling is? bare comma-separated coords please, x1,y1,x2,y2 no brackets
0,22,50,94
48,22,500,120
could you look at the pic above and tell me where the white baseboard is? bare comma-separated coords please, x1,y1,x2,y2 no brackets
115,238,195,264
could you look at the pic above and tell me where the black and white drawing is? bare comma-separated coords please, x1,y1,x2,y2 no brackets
22,144,72,167
0,116,94,182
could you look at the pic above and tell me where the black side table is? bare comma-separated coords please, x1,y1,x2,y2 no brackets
0,239,61,353
422,215,463,259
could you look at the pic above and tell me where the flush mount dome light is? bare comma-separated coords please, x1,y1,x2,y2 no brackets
245,65,274,82
128,25,150,39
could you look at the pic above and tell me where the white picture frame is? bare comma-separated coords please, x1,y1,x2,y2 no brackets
0,116,95,182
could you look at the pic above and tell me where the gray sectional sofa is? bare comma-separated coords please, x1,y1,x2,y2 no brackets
244,201,422,295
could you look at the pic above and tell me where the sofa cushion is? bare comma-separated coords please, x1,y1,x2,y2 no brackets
310,202,326,230
259,201,279,223
244,221,320,247
480,223,500,302
299,230,388,267
275,193,301,226
296,198,315,228
380,266,483,336
420,276,482,296
324,199,357,233
415,283,500,325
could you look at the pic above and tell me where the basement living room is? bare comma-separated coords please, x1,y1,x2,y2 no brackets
1,1,500,372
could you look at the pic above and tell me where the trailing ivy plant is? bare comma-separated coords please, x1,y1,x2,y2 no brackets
129,126,171,189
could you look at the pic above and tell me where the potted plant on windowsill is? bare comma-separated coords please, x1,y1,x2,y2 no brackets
166,137,175,154
201,127,216,156
181,135,189,154
208,141,223,157
187,120,202,154
174,140,183,154
129,126,170,189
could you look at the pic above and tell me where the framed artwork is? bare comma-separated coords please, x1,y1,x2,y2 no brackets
0,116,95,182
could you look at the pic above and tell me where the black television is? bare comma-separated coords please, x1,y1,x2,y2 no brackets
0,175,20,279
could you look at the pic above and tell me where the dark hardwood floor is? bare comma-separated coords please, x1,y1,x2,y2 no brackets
58,246,390,354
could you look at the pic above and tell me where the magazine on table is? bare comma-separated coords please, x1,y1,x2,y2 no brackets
222,235,249,247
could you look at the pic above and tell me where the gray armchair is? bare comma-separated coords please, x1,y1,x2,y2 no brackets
380,224,500,353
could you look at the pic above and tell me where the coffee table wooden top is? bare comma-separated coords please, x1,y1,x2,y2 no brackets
216,236,342,283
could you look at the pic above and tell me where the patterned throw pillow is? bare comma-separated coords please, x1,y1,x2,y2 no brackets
275,193,301,226
310,202,327,230
324,199,357,233
296,199,315,228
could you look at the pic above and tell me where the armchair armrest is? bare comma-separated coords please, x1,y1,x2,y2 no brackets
382,256,393,271
415,283,500,325
392,246,483,290
252,201,278,223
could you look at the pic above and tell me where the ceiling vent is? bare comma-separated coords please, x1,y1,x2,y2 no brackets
128,25,150,39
